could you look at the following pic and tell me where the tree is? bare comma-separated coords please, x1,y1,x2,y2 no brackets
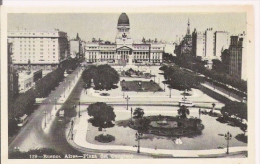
212,59,222,72
221,101,247,121
133,108,144,119
240,124,247,135
178,105,190,119
8,117,19,136
34,67,64,97
82,64,120,90
168,70,202,92
137,117,151,132
87,102,116,129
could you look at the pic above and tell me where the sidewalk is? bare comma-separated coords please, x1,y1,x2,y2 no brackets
66,112,247,158
201,83,241,102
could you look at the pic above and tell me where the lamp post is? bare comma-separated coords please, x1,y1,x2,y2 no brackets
125,95,130,110
78,101,81,118
69,80,71,89
169,88,172,98
54,97,57,110
63,87,66,98
228,86,231,97
212,103,216,113
212,79,215,90
198,108,201,119
131,107,133,123
224,131,232,154
135,131,143,153
44,111,47,128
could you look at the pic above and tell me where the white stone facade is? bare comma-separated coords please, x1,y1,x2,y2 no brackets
85,13,164,65
8,30,69,70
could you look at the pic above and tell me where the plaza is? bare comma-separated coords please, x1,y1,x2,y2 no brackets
68,106,247,157
63,65,247,157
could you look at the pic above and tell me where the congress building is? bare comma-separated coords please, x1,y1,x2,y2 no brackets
85,13,165,65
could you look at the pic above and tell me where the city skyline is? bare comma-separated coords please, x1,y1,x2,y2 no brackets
8,12,247,43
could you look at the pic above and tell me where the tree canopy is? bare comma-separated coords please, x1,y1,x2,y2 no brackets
137,117,151,132
133,108,144,119
174,47,247,93
87,102,116,128
221,101,247,121
82,64,120,90
160,65,202,91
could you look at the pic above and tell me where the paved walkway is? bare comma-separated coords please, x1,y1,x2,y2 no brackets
66,112,247,158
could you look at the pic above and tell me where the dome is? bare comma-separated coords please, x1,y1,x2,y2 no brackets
118,13,130,26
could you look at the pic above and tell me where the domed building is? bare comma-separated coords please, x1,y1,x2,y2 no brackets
85,13,165,65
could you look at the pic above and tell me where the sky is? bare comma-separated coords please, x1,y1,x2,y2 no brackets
8,12,247,43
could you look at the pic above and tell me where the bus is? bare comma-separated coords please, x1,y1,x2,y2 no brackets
17,114,28,127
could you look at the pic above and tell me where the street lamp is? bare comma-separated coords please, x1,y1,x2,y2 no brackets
211,103,216,113
54,97,57,110
44,111,48,127
125,95,130,110
212,79,215,90
63,87,66,98
228,86,232,97
78,101,81,118
135,131,143,153
169,88,172,98
131,107,133,123
224,131,232,154
69,80,71,89
198,108,201,119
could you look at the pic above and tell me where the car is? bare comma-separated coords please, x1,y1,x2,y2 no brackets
178,100,195,107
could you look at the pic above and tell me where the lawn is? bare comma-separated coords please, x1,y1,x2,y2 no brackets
121,80,163,92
